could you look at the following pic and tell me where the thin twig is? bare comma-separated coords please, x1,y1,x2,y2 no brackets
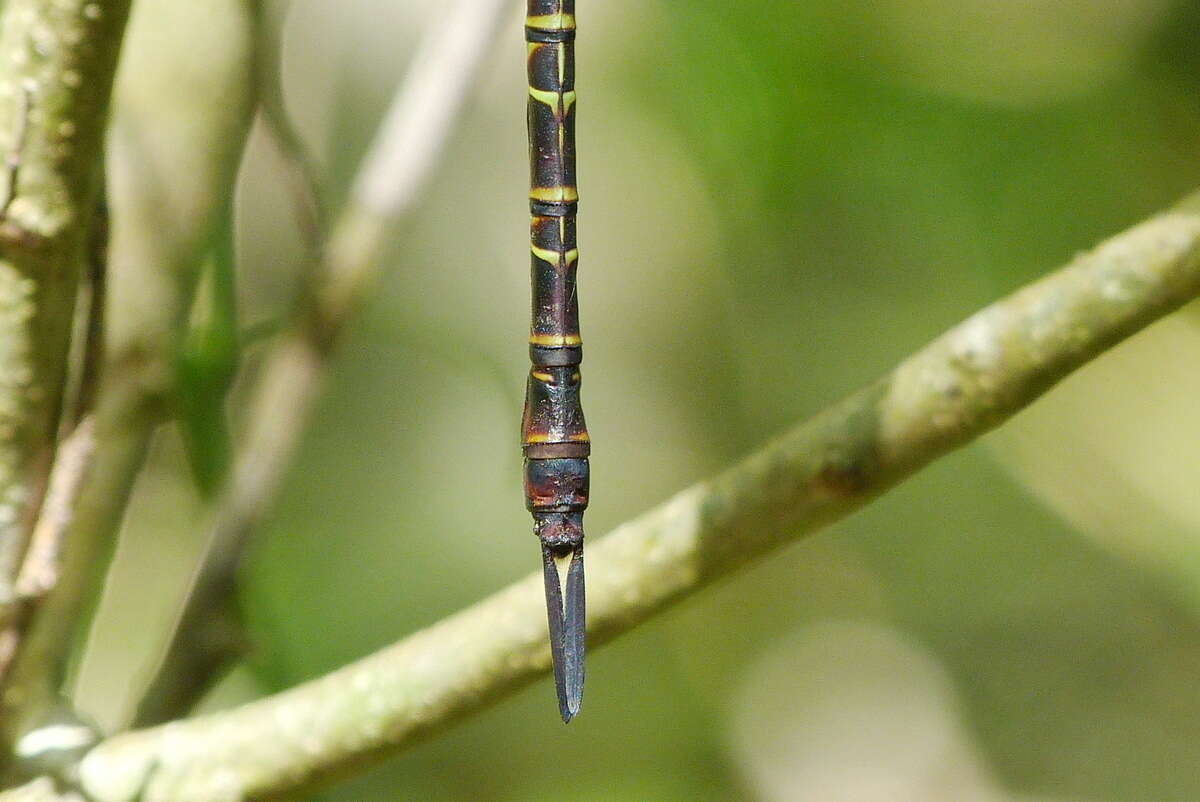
133,0,517,727
0,415,97,681
250,0,326,259
63,197,1200,802
14,417,97,605
350,0,515,219
72,197,108,429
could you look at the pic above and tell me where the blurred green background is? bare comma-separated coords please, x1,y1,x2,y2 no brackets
77,0,1200,799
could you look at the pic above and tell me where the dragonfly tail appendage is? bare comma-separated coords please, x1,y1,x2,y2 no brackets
536,512,586,722
562,542,586,720
540,540,571,721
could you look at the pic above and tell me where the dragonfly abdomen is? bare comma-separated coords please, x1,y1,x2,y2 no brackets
521,0,588,723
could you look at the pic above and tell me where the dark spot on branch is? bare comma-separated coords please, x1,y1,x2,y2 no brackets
814,454,874,497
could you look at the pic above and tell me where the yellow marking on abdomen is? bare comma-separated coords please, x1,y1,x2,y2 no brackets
527,13,576,30
531,186,579,203
525,431,590,444
531,247,577,267
529,89,577,113
532,371,554,381
529,88,560,109
530,333,582,346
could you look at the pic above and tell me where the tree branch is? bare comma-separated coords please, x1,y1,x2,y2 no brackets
0,0,256,754
42,196,1200,801
0,0,130,621
0,0,133,756
133,0,518,727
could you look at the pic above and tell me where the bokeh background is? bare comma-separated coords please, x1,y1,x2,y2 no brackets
77,0,1200,799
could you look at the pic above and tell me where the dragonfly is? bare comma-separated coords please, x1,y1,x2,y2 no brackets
521,0,589,723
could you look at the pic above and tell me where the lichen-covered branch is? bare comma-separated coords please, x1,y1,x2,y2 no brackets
47,198,1200,802
0,0,256,753
0,0,130,617
133,0,517,728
